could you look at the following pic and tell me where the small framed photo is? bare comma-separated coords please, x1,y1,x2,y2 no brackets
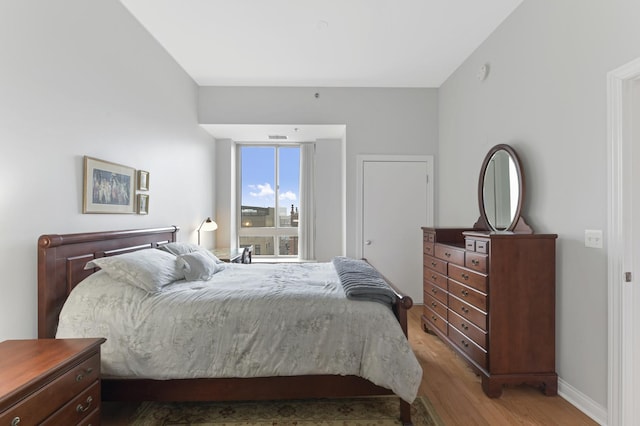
83,156,135,214
137,170,149,191
137,194,149,215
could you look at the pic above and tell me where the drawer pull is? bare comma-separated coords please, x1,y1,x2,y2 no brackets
461,289,469,297
431,275,437,280
461,273,469,280
461,322,469,330
431,262,437,267
445,252,451,258
431,302,437,308
77,396,93,413
11,417,20,426
471,259,480,266
461,340,469,348
431,287,438,294
461,306,469,314
431,315,437,322
75,367,93,382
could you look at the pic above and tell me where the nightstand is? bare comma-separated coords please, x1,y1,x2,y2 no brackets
0,338,105,425
212,245,253,263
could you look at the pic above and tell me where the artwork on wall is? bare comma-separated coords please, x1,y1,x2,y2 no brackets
83,156,135,214
137,194,149,215
137,170,149,191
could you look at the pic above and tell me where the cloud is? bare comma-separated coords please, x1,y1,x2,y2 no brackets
279,191,297,201
248,183,275,197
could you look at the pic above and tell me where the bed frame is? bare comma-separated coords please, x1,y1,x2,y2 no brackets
37,226,415,425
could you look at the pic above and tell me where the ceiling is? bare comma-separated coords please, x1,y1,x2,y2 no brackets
120,0,523,140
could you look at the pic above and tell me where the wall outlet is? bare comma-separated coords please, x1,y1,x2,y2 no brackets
585,229,603,248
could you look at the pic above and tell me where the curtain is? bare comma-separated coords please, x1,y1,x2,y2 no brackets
298,143,316,260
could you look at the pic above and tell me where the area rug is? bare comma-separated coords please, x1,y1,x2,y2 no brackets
129,396,443,426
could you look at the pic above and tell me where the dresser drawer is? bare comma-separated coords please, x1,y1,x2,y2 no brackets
423,306,448,336
424,232,435,243
465,252,488,273
435,244,465,266
448,264,487,293
449,310,487,349
424,255,447,275
449,325,487,370
475,239,489,253
448,279,487,311
424,293,448,320
423,242,435,256
465,239,476,251
424,279,447,305
41,380,100,426
448,295,487,331
0,353,100,425
424,268,448,290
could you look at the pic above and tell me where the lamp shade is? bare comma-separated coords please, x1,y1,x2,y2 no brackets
199,217,218,232
197,217,218,245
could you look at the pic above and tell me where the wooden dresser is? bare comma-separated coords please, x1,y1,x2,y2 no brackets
422,227,557,397
0,338,105,425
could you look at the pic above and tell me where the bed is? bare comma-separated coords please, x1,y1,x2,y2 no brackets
37,226,420,425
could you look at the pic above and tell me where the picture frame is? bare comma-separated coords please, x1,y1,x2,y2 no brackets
83,156,136,214
137,194,149,215
137,170,149,191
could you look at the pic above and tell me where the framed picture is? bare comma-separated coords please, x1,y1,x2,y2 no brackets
83,156,136,214
137,170,149,191
137,194,149,215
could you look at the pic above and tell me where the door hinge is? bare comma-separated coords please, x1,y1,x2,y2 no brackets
625,272,632,282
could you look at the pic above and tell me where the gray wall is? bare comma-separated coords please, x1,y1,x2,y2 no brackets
0,0,215,341
199,87,439,257
438,0,640,412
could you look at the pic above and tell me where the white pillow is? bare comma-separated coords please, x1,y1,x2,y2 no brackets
177,251,223,281
158,242,223,263
85,249,184,293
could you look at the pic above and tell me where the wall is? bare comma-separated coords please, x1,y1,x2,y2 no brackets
199,87,438,258
438,0,640,417
0,0,215,341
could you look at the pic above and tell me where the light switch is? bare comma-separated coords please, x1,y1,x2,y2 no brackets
585,229,603,248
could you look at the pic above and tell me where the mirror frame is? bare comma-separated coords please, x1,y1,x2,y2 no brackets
474,144,533,233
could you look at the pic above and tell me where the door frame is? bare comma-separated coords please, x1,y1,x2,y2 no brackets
607,57,640,426
355,155,434,259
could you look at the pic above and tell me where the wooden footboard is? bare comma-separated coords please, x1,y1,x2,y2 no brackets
37,226,414,425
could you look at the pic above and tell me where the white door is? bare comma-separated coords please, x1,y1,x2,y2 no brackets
607,59,640,426
359,156,433,304
631,78,640,424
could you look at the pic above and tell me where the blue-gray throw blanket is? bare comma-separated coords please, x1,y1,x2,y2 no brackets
332,256,397,307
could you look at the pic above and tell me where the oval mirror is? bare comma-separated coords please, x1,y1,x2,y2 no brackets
475,144,532,233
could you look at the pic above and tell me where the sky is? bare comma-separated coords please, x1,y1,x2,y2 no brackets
241,146,300,210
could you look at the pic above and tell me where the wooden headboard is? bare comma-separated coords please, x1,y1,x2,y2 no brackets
37,226,179,339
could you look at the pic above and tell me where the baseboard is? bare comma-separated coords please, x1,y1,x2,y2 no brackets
558,377,607,425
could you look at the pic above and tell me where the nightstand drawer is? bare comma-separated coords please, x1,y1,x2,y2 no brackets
41,380,100,426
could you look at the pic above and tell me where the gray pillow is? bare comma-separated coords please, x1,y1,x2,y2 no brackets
158,242,223,263
85,249,184,293
177,250,223,281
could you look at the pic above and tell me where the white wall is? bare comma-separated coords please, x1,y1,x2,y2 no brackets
0,0,215,341
438,0,640,415
199,87,438,258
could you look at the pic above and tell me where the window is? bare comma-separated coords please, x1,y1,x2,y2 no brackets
238,145,300,257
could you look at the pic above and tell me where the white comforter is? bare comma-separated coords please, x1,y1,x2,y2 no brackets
56,262,422,402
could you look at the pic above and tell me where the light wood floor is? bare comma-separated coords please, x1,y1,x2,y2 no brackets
406,308,598,425
102,308,598,425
